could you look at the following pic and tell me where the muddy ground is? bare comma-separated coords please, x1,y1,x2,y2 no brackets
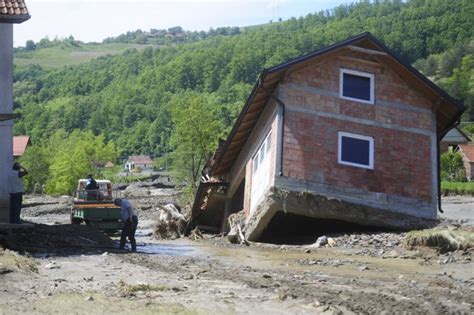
0,185,473,314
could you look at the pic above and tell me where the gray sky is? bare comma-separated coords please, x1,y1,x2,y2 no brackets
14,0,354,46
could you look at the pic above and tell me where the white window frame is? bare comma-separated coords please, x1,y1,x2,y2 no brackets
252,131,272,175
337,131,374,170
251,130,272,212
339,68,375,104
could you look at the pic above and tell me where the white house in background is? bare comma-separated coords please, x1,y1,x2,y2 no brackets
125,155,153,172
0,1,30,222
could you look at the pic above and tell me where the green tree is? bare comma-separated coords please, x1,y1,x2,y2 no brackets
45,130,118,195
168,92,225,196
440,151,466,182
25,40,36,51
19,146,50,193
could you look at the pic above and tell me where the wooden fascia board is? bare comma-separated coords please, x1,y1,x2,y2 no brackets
239,119,257,129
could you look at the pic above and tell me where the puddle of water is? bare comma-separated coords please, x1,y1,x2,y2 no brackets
136,243,197,256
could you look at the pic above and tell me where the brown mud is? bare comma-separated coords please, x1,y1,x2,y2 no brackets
0,191,473,314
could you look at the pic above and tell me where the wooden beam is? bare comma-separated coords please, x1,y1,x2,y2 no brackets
346,45,388,56
240,119,256,129
338,55,381,67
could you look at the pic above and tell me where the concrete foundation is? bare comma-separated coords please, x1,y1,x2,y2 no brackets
244,186,437,242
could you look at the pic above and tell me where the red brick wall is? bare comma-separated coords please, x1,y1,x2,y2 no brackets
281,52,435,203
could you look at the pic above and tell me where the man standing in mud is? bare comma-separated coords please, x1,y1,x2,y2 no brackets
114,198,138,252
9,162,28,224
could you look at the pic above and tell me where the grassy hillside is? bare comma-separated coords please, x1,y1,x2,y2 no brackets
14,42,152,68
13,0,474,194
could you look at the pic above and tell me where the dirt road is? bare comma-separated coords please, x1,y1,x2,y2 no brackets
0,193,473,314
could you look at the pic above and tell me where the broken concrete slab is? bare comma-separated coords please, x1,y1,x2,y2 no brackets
244,187,438,242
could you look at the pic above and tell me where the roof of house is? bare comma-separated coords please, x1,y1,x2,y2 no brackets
128,155,153,165
441,127,471,144
459,144,474,162
0,0,30,23
13,135,30,157
208,32,465,177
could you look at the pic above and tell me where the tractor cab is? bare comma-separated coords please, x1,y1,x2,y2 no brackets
71,179,122,230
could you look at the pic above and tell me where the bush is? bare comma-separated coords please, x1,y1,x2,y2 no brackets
440,151,466,182
441,181,474,196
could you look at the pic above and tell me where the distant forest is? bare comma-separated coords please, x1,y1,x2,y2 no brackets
13,0,474,194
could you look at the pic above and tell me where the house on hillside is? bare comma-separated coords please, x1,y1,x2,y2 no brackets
440,127,470,152
13,135,31,159
191,32,465,241
0,1,30,222
459,144,474,181
125,155,153,173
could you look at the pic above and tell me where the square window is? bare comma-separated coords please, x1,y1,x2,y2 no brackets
340,68,374,104
338,132,374,169
253,130,271,175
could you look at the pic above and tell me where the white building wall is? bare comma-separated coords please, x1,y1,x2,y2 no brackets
0,23,14,222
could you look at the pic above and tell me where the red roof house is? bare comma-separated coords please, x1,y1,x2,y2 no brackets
459,144,474,181
125,155,153,172
13,135,30,157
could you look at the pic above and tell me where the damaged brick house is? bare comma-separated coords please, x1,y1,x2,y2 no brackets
0,1,30,222
191,32,464,241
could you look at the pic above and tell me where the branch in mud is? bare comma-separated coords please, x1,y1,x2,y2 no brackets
227,211,250,246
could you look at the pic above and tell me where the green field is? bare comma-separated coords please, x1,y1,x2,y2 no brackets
14,43,152,68
441,181,474,196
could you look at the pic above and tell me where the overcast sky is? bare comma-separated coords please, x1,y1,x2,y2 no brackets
14,0,354,46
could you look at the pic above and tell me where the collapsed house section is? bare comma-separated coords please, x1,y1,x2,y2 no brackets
191,32,465,242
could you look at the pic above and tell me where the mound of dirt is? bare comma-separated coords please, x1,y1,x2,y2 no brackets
0,224,115,254
0,248,38,273
405,226,474,253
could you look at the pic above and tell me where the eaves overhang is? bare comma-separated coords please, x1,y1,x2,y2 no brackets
0,113,21,122
0,14,30,23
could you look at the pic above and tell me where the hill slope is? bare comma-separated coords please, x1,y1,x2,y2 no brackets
14,43,152,68
12,0,474,193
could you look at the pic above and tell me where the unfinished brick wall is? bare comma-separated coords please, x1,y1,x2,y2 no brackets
280,52,436,203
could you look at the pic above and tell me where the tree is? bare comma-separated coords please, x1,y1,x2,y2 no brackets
168,92,225,196
19,146,50,193
44,130,118,195
25,40,36,51
440,151,466,182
